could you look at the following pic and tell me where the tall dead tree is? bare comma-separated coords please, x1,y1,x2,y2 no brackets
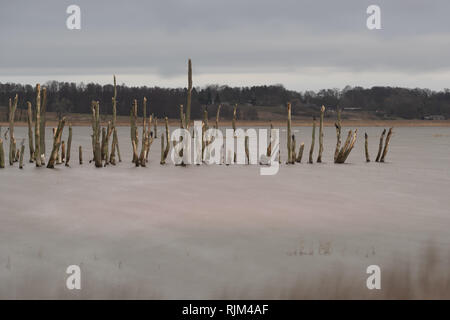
8,95,18,165
40,87,47,162
35,85,41,167
287,103,293,164
375,129,386,162
111,75,122,163
26,101,34,162
91,101,102,167
317,105,325,163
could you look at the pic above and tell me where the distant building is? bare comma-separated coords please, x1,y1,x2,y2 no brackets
423,115,446,120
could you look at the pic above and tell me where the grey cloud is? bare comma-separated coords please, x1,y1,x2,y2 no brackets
1,0,450,89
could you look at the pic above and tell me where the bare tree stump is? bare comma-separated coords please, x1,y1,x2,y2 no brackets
296,142,305,163
317,105,325,163
308,118,316,164
65,124,72,166
79,146,83,165
19,141,25,169
365,132,370,162
334,108,341,162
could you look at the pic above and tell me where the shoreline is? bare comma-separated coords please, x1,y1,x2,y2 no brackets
1,119,450,127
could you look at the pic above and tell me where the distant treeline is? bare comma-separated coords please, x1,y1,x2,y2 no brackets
0,82,449,120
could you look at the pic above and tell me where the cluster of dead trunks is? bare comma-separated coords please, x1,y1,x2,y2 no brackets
284,103,393,165
0,85,73,169
0,59,393,169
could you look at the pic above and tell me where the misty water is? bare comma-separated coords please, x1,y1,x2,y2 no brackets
1,125,450,298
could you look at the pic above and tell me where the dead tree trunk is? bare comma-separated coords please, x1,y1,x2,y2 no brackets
61,141,66,163
296,143,305,163
40,87,47,163
65,124,72,166
26,101,34,162
160,117,170,164
35,85,41,167
9,95,18,165
308,118,316,164
335,129,358,164
334,108,341,162
47,118,66,168
91,101,102,167
380,128,393,162
317,105,325,163
130,99,139,164
365,132,370,162
19,141,25,169
287,103,292,164
375,129,386,162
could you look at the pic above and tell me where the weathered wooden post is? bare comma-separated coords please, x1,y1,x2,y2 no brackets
130,99,139,164
154,117,158,139
296,143,305,163
317,105,325,163
9,95,18,165
334,108,341,162
245,136,250,164
160,117,170,164
111,75,122,163
287,103,292,164
380,128,393,162
19,141,25,169
65,124,72,166
26,101,34,162
91,101,102,167
232,104,237,163
40,87,47,162
61,141,66,163
365,132,370,162
308,117,316,164
375,129,386,162
47,117,66,168
291,135,296,163
35,85,42,167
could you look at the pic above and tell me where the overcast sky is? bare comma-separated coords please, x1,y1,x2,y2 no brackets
1,0,450,91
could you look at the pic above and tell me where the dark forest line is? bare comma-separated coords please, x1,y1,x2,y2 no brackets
1,81,449,121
